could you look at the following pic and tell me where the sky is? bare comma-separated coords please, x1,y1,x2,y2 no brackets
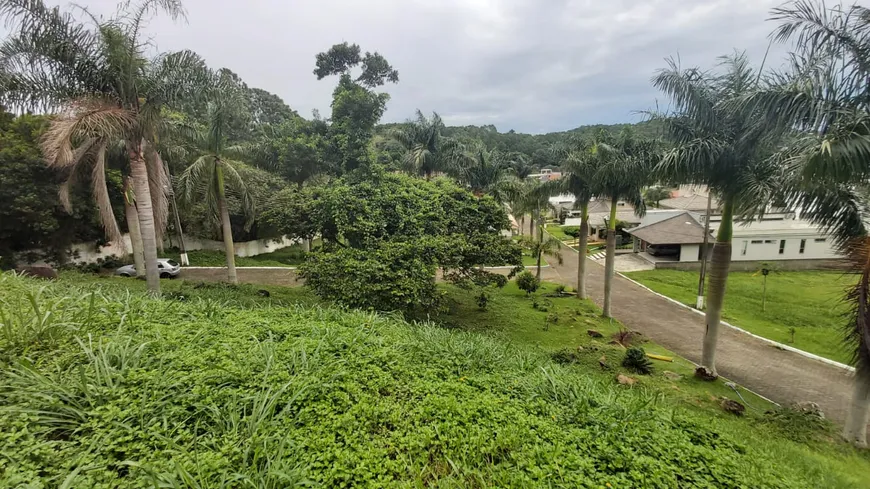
33,0,794,134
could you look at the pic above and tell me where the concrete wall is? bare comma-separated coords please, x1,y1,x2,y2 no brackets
680,244,700,262
654,258,847,272
48,234,299,265
732,235,837,261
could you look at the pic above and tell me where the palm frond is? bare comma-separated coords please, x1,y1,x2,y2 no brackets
220,159,255,230
143,141,169,246
90,141,124,247
40,99,134,166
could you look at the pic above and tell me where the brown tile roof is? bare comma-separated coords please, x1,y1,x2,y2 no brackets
626,212,710,245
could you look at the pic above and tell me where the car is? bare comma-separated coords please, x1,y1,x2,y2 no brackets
646,244,680,257
115,259,181,278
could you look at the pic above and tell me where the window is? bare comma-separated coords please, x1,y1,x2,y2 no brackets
814,238,827,243
751,240,763,244
779,240,786,255
800,239,806,254
741,240,748,256
764,239,776,244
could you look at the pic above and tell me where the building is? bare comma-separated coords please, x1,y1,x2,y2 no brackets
564,199,641,239
719,220,838,262
626,211,710,263
528,168,562,182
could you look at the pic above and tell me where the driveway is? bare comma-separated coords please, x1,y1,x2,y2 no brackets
548,243,859,432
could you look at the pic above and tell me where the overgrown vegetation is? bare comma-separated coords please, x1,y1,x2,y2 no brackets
1,273,869,488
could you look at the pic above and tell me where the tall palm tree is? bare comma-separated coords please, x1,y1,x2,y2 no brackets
546,139,598,299
177,93,254,285
0,0,209,294
652,52,782,374
390,110,461,179
592,131,654,317
458,144,518,201
744,0,870,446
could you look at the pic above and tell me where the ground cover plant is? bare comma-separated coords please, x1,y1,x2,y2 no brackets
1,272,869,488
625,270,853,364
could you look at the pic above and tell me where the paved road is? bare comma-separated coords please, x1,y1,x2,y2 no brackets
550,244,859,430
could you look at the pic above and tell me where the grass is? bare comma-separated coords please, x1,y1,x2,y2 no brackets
624,269,854,364
173,241,318,268
2,272,869,488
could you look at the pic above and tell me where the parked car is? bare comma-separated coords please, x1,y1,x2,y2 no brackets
115,259,181,278
647,244,680,257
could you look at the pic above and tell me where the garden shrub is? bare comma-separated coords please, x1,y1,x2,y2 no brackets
562,226,582,238
516,271,539,296
622,347,654,375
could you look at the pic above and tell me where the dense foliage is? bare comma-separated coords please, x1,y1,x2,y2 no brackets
296,173,521,313
1,274,868,488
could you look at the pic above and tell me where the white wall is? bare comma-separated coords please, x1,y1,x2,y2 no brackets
680,244,700,262
732,235,838,261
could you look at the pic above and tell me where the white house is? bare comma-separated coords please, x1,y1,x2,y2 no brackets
716,220,838,261
564,199,641,239
626,211,710,263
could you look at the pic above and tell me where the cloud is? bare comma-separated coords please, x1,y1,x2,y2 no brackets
33,0,790,133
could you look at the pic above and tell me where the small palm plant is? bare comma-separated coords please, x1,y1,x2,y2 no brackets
177,83,254,284
520,235,563,281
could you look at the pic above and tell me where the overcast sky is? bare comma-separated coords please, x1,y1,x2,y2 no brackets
37,0,793,134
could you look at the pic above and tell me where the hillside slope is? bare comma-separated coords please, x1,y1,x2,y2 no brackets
1,273,868,488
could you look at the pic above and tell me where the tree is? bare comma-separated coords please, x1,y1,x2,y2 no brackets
546,139,599,299
390,110,461,179
644,186,672,208
0,0,210,294
743,0,870,446
519,234,563,280
296,172,521,315
314,42,398,174
252,117,331,187
592,130,654,317
458,144,520,200
177,89,254,284
652,52,781,373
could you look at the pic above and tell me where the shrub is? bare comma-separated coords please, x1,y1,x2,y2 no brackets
622,347,654,375
475,289,490,311
516,271,539,296
562,226,581,238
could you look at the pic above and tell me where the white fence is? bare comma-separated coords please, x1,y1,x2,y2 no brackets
51,234,298,264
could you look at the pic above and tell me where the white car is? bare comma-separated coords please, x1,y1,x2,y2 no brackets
115,259,181,278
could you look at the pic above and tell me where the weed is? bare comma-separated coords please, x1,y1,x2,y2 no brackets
622,347,654,375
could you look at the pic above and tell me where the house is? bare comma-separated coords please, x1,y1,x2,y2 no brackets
528,168,562,182
626,211,711,263
563,199,641,239
715,219,838,262
659,193,720,214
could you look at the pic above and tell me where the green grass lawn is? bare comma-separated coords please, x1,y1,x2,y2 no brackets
625,269,854,364
174,241,319,267
3,272,868,488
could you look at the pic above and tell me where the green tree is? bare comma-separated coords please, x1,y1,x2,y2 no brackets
177,91,254,284
314,42,398,174
457,144,519,200
744,0,870,446
390,110,461,179
520,234,563,280
652,52,781,373
546,139,599,298
0,0,210,294
592,131,654,317
252,117,332,187
644,186,672,208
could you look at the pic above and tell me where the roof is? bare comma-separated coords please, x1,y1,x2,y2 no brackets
659,194,721,212
564,210,640,228
711,218,827,238
626,212,710,245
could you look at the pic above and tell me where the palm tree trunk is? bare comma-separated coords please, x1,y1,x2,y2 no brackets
128,144,160,294
602,196,618,317
123,178,145,278
577,200,589,299
529,214,535,239
519,215,525,236
701,199,734,374
844,366,870,447
216,161,238,285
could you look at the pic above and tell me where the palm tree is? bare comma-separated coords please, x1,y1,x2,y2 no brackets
592,131,654,317
458,144,518,201
744,0,870,447
177,92,254,285
546,139,598,299
0,0,209,294
520,234,563,280
652,52,782,374
390,110,461,179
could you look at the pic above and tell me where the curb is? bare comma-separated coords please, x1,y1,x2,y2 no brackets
182,266,298,270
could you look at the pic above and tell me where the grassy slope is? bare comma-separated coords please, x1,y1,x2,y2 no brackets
625,269,853,364
1,273,868,488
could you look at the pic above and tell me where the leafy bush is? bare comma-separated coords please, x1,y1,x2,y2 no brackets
516,271,539,296
475,289,490,311
562,226,582,238
622,347,654,375
0,273,866,488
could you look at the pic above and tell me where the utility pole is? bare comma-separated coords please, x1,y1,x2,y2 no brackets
164,160,189,266
696,192,713,309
